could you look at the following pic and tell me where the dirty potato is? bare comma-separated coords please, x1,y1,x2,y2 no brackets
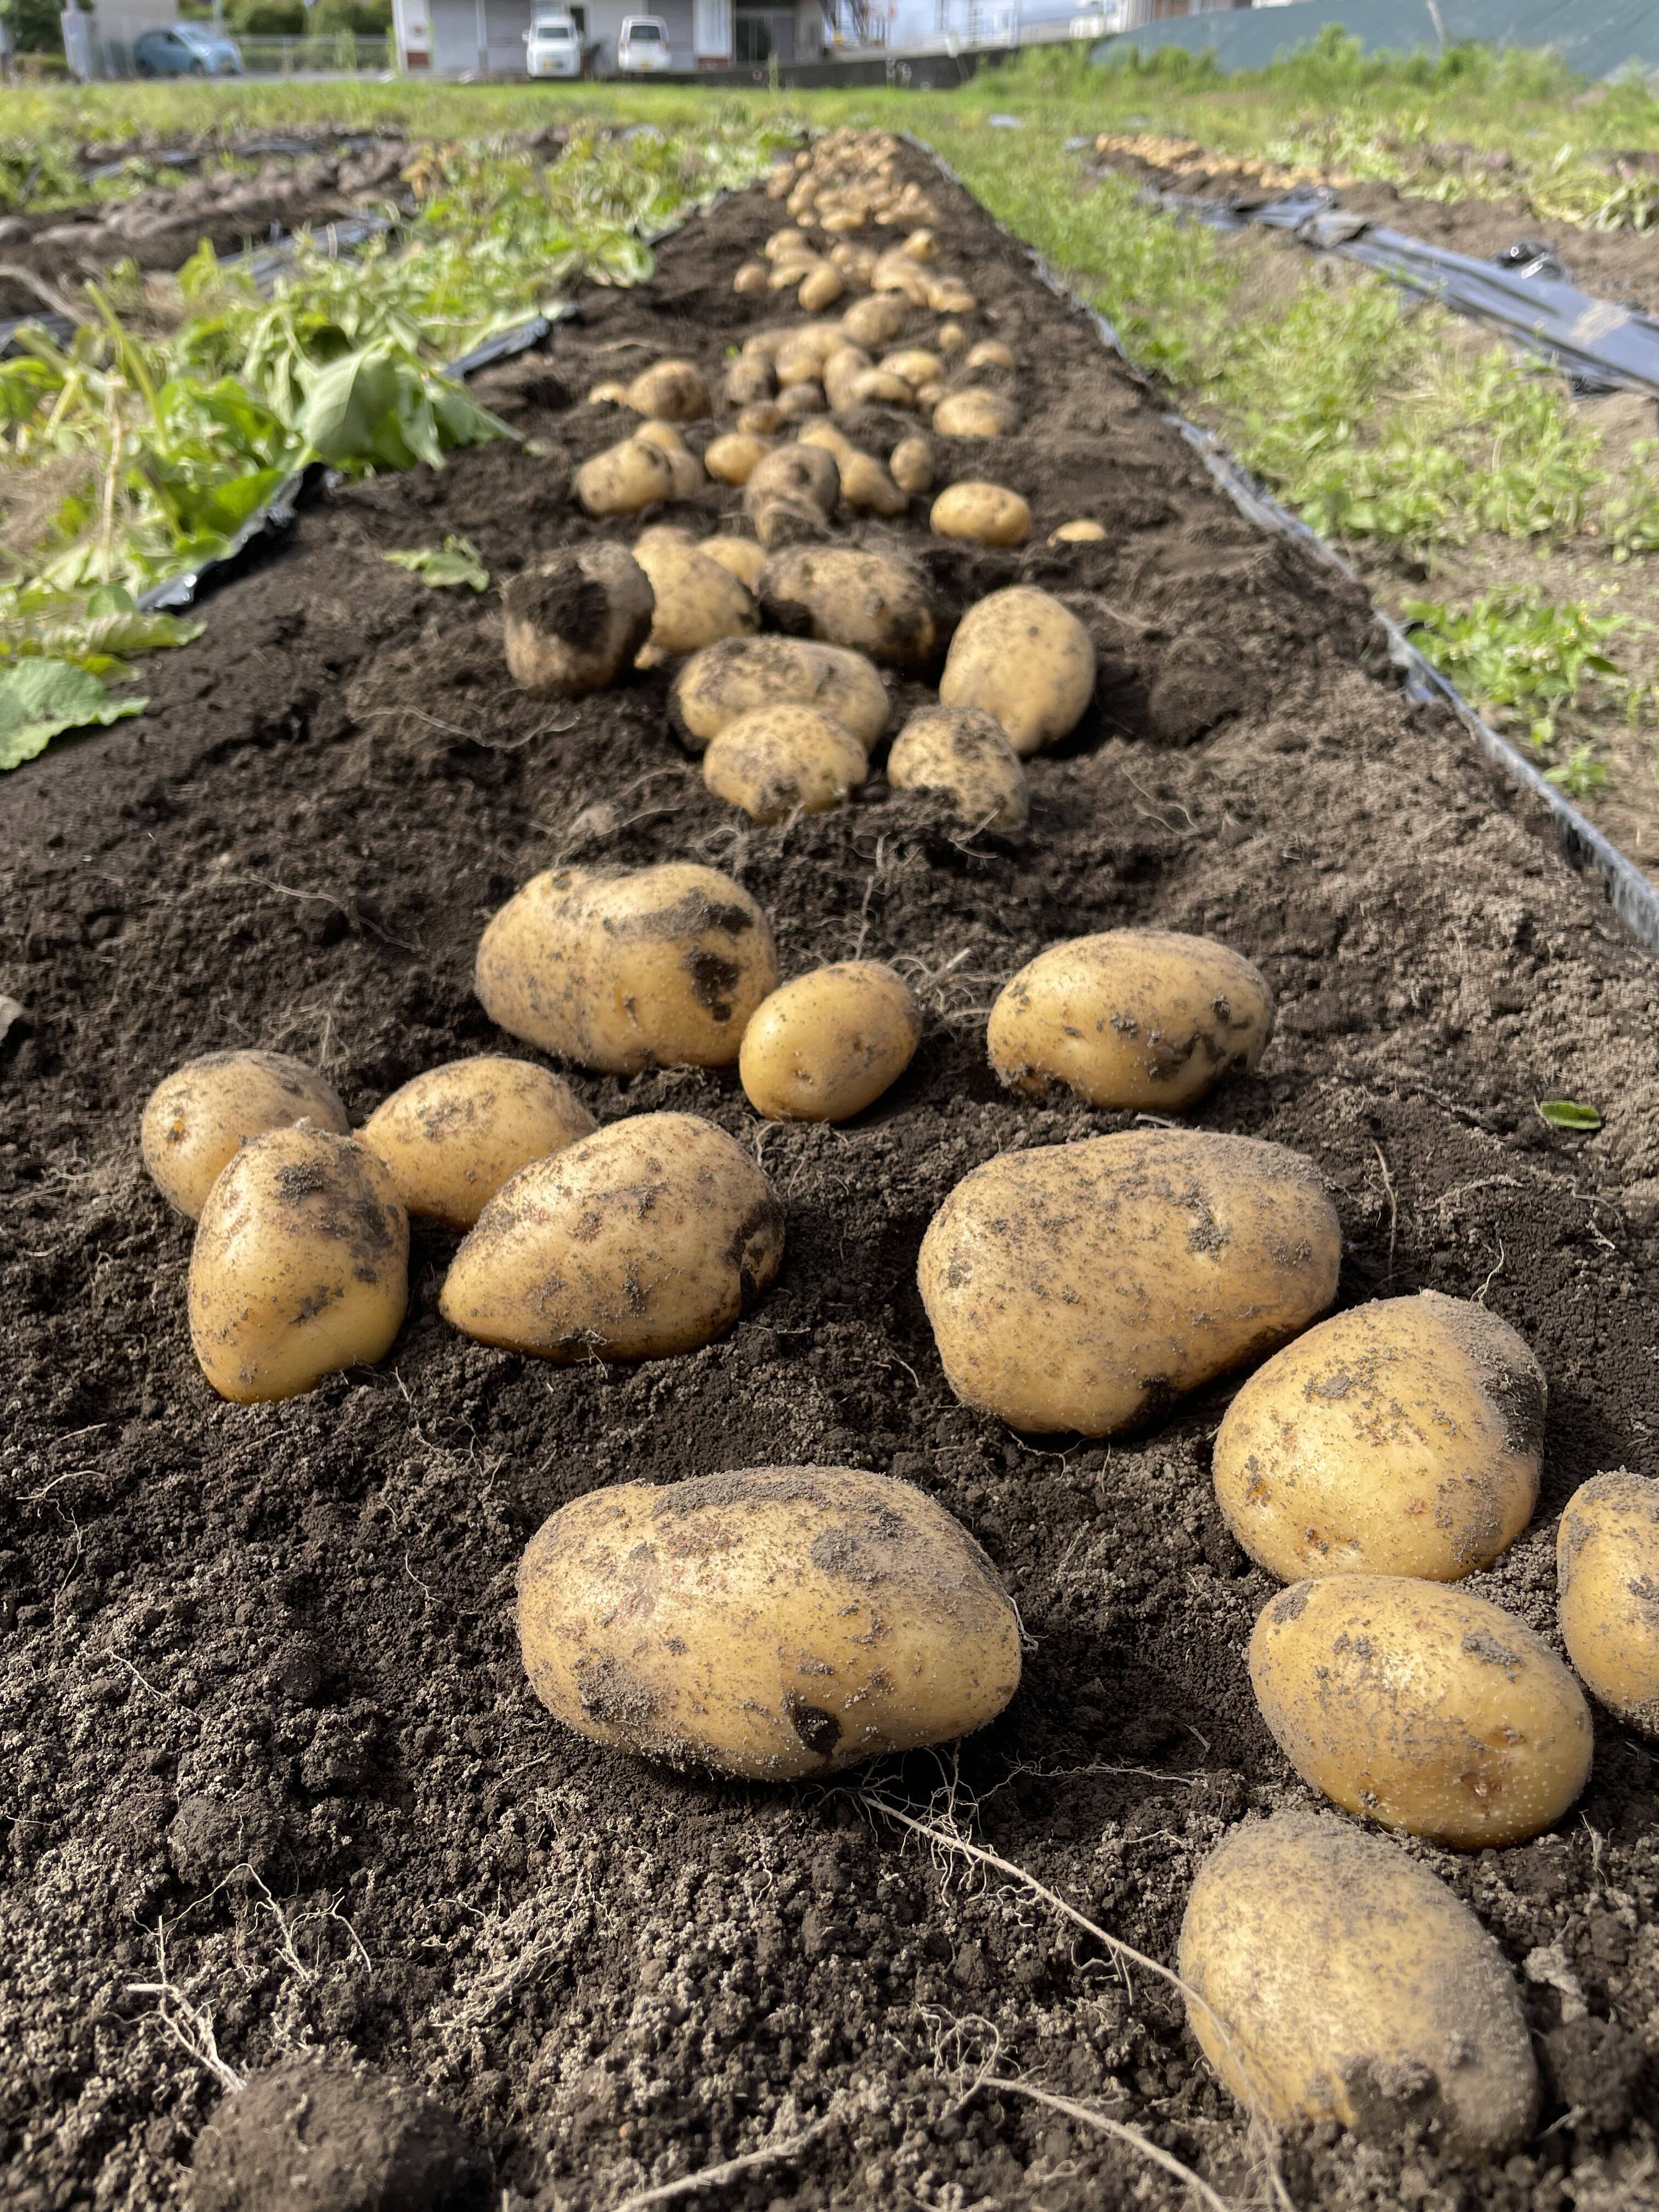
141,1050,349,1221
698,537,769,592
631,529,758,659
359,1057,595,1231
887,704,1028,831
938,586,1095,753
703,704,866,823
622,359,710,422
932,388,1019,438
740,962,919,1122
760,546,942,670
930,482,1030,546
743,443,840,522
574,437,678,518
669,634,889,754
889,435,935,494
703,433,772,487
1558,1470,1659,1734
503,543,656,697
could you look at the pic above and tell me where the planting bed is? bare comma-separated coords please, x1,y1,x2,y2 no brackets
8,146,1659,2212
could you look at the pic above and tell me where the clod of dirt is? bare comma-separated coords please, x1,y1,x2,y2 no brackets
167,1787,285,1886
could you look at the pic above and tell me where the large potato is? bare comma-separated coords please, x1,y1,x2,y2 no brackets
670,635,888,755
359,1056,594,1231
986,930,1274,1111
1250,1576,1592,1848
932,389,1019,438
841,292,909,348
1558,1470,1659,1733
760,546,941,670
517,1465,1020,1778
1213,1293,1544,1583
703,705,866,823
743,444,839,522
476,862,777,1074
740,962,919,1122
939,587,1095,754
141,1050,348,1221
887,704,1028,832
574,437,677,518
698,537,769,592
631,531,758,660
931,482,1030,546
623,359,710,422
189,1127,408,1404
439,1112,782,1360
919,1130,1339,1435
1178,1810,1538,2155
503,544,656,698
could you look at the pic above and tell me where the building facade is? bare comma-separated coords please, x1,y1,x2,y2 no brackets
390,0,824,70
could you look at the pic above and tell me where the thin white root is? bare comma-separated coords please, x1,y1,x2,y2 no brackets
983,2075,1232,2212
610,2103,844,2210
126,1926,244,2095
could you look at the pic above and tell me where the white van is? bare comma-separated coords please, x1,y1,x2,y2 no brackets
525,13,582,75
617,15,673,70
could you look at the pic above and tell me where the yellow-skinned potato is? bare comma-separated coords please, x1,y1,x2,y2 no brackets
930,482,1030,547
848,368,918,410
359,1056,595,1231
669,635,888,755
733,261,768,296
889,435,934,494
1250,1576,1592,1848
736,401,787,437
1179,1810,1538,2155
798,421,855,466
723,354,776,410
900,227,937,262
574,437,677,519
1558,1470,1659,1733
936,320,966,354
751,493,833,551
632,533,758,660
440,1112,781,1361
188,1126,408,1405
776,382,828,421
964,339,1015,371
822,345,874,413
939,586,1095,755
703,705,866,823
841,292,909,348
1050,518,1107,545
769,257,820,295
760,546,941,670
503,544,656,698
986,930,1274,1111
586,379,627,406
927,280,979,316
141,1051,349,1221
887,704,1028,832
1213,1293,1545,1584
703,433,772,487
837,450,907,518
743,443,839,522
517,1465,1020,1778
476,862,777,1074
933,388,1019,438
623,359,709,422
918,1129,1340,1436
882,347,944,390
740,962,919,1121
633,420,704,499
799,264,845,313
699,536,768,592
764,227,809,262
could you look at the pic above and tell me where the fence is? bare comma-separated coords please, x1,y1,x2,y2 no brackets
235,31,394,74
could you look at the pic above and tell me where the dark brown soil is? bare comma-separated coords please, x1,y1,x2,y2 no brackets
6,152,1659,2212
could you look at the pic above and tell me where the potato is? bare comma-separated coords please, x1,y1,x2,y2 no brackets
769,257,820,295
440,1112,781,1360
1049,517,1106,544
882,347,944,390
703,433,771,487
927,280,979,316
822,344,873,413
887,704,1028,832
837,449,907,518
733,261,768,296
633,420,704,499
872,252,930,304
776,382,828,421
743,443,839,522
740,962,919,1121
776,341,829,386
1212,1294,1545,1583
751,494,832,550
799,264,844,313
574,437,676,518
517,1465,1020,1778
359,1056,595,1231
964,338,1015,371
1558,1470,1659,1733
889,435,934,494
939,586,1095,754
142,1051,349,1221
1251,1576,1592,1848
736,401,788,437
586,379,627,405
723,354,775,409
848,368,918,410
915,380,947,412
188,1126,408,1404
699,536,768,592
632,532,758,659
900,227,938,262
918,1129,1340,1435
1178,1809,1538,2154
669,635,889,754
623,359,710,422
476,862,777,1074
933,388,1018,438
797,421,855,466
760,546,941,670
936,320,966,354
930,481,1030,546
503,543,656,697
703,705,866,823
986,930,1274,1111
764,227,809,262
841,292,909,348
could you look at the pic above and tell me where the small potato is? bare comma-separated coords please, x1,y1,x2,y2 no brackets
964,338,1015,371
918,1129,1340,1436
623,359,710,422
142,1051,349,1221
723,354,776,409
1558,1470,1659,1733
936,320,966,354
1179,1810,1538,2155
744,444,839,521
189,1126,408,1404
776,381,828,420
760,546,941,670
822,343,873,413
740,962,919,1121
840,292,909,348
769,256,820,295
703,433,771,487
360,1057,594,1231
670,634,888,754
733,260,769,296
987,930,1274,1111
888,704,1028,832
848,368,917,410
704,704,866,823
889,435,934,494
442,1112,781,1361
736,401,787,436
764,227,809,261
900,227,938,261
799,264,844,313
915,380,947,411
517,1464,1021,1778
503,543,656,697
699,536,768,592
927,280,978,315
1049,518,1107,544
837,450,907,518
476,862,777,1074
574,436,677,518
939,585,1095,754
930,481,1030,547
633,533,758,659
587,379,628,405
872,252,930,304
882,347,944,390
1251,1576,1592,1848
932,388,1019,438
1213,1293,1545,1584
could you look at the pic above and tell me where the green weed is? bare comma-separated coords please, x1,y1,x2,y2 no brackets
1402,588,1628,758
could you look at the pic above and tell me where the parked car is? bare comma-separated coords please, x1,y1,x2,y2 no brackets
524,14,582,76
133,24,243,75
617,15,672,71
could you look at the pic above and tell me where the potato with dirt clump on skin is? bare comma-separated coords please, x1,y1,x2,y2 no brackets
987,930,1274,1111
516,1464,1022,1779
141,1050,349,1221
918,1128,1340,1436
743,442,839,522
476,861,777,1074
631,528,758,660
189,1126,408,1404
703,704,866,823
502,543,655,697
1250,1576,1592,1848
930,481,1030,546
574,436,678,518
888,704,1028,831
440,1111,781,1361
1179,1809,1539,2155
932,388,1019,438
669,634,888,755
740,962,919,1121
622,359,709,421
1212,1292,1545,1583
760,545,943,670
359,1057,594,1231
1558,1470,1659,1733
939,585,1095,754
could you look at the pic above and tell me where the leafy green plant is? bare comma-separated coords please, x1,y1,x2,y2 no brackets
1537,1098,1603,1130
0,658,145,770
384,534,488,591
1403,589,1627,749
